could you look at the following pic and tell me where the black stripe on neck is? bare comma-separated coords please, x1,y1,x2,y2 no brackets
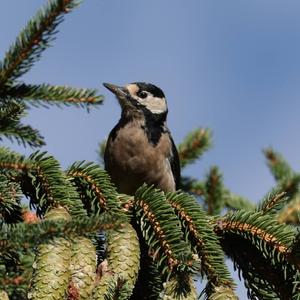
142,110,167,146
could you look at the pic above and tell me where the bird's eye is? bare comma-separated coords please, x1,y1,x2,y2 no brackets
138,91,148,99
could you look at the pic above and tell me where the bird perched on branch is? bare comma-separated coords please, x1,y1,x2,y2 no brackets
103,82,180,195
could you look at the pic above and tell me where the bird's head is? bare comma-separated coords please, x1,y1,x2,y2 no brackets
103,82,168,120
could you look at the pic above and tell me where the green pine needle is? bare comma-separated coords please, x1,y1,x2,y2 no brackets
255,174,300,218
216,209,298,299
289,232,300,266
134,185,198,280
224,233,289,300
264,147,294,182
0,0,81,84
257,187,289,215
204,166,224,215
6,83,103,108
278,196,300,224
66,161,122,216
0,249,34,300
0,101,26,123
178,128,212,169
0,148,86,217
131,257,164,299
218,210,295,253
0,174,22,224
279,174,300,199
97,139,107,165
0,122,45,148
180,176,206,197
292,271,300,300
1,213,123,251
223,190,255,211
166,191,234,293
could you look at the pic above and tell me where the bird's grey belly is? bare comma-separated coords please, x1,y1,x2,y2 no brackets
106,131,175,194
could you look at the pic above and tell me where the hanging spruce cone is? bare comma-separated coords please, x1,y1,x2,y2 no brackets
28,207,72,300
92,223,140,299
68,236,97,299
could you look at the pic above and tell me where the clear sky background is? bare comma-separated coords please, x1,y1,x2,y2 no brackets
1,1,300,298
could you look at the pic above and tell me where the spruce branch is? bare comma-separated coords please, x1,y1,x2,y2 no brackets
223,233,292,300
117,193,134,215
134,185,198,281
278,174,300,200
131,257,164,299
278,197,300,224
0,174,22,225
204,166,224,215
257,188,288,215
1,212,124,252
0,249,35,300
66,161,122,216
0,100,38,148
292,271,300,300
290,233,300,262
223,190,255,211
264,147,294,182
0,122,45,148
215,210,295,260
0,0,81,85
215,210,298,299
181,175,255,212
0,101,26,123
6,83,103,108
0,148,85,217
97,139,107,165
166,191,235,297
180,176,206,197
272,175,300,224
178,128,212,168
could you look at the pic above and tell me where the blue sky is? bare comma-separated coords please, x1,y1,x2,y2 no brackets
1,1,300,298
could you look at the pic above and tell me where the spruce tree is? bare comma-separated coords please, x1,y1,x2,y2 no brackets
0,1,299,299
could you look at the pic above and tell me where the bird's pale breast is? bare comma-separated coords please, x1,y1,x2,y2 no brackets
105,120,175,194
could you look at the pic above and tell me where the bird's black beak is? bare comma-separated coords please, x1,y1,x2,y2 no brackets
103,83,127,98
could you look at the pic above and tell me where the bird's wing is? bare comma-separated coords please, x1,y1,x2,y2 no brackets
169,134,181,190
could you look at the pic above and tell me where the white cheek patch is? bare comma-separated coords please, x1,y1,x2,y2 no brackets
143,96,167,114
126,83,167,114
